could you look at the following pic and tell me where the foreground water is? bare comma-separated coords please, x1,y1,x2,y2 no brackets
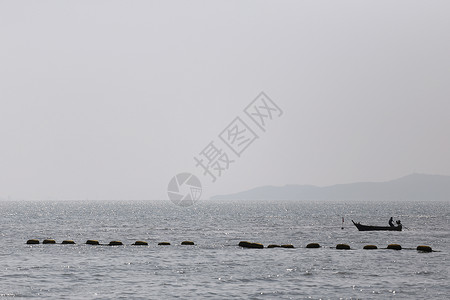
0,200,448,299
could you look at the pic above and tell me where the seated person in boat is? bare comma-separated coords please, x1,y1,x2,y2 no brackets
389,217,394,227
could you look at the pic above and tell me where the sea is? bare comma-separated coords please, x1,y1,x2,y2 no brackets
0,200,448,299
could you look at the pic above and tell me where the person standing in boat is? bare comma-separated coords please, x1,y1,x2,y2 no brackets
389,217,395,227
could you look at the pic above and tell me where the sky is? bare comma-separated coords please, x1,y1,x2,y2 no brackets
1,0,449,201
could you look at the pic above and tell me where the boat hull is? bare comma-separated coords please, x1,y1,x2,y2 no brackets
352,220,402,231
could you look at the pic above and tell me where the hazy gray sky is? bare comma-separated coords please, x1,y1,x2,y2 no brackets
1,0,449,200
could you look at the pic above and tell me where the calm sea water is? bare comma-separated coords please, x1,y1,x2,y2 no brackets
0,200,448,299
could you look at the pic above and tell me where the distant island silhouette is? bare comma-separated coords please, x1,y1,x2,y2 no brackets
211,174,450,201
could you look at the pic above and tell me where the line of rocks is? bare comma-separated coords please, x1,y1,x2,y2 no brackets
25,239,434,252
26,239,195,246
239,241,433,252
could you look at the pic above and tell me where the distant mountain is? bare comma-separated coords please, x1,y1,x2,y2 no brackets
210,174,450,201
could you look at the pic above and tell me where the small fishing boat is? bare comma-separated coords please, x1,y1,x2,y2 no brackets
352,220,402,231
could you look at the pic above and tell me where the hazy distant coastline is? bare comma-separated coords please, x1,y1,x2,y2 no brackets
210,174,450,201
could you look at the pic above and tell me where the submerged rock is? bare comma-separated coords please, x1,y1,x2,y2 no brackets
238,241,264,249
43,239,56,244
363,245,378,250
336,244,351,250
132,241,148,246
86,240,100,245
109,241,123,246
181,241,195,245
416,245,432,252
387,244,402,250
61,240,76,244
